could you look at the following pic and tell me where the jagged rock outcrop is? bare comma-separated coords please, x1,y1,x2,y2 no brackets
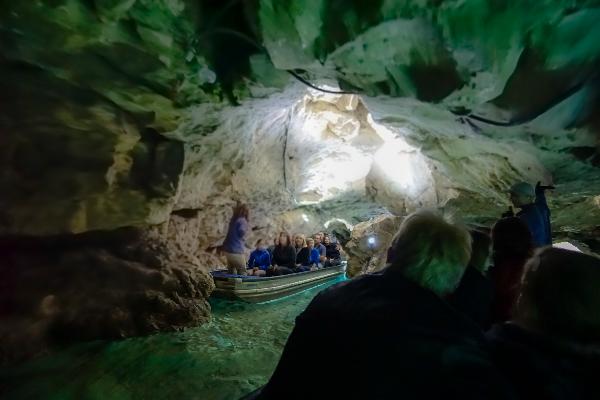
0,227,213,363
344,214,403,277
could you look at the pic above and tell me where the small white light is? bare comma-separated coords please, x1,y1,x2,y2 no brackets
302,214,309,222
368,237,376,245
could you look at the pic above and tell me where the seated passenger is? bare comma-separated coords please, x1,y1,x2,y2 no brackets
293,234,310,272
305,238,321,270
267,237,278,258
323,235,341,266
449,230,494,329
489,217,534,323
268,232,295,276
487,247,600,399
313,233,327,264
247,239,270,277
258,211,512,400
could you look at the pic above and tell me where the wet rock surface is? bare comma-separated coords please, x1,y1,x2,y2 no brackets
0,228,213,364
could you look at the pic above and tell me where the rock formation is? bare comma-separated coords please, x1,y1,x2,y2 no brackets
1,0,599,359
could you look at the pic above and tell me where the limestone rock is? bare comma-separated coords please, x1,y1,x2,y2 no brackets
0,228,214,363
344,214,403,277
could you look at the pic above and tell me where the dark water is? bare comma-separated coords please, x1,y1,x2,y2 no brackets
1,277,344,400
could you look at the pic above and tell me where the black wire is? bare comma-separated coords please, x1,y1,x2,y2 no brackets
286,70,356,95
458,75,595,126
199,28,357,95
282,108,292,189
201,27,597,126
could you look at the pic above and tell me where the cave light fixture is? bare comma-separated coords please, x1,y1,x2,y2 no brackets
367,236,376,248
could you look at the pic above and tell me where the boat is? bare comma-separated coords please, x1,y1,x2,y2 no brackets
210,262,347,303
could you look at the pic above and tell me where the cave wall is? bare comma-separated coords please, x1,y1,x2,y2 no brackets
2,0,600,359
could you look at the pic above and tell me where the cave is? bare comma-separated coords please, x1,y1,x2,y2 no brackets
1,1,599,399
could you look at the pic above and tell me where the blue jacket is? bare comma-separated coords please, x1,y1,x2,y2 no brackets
223,217,248,254
517,187,552,247
308,248,321,265
248,249,271,270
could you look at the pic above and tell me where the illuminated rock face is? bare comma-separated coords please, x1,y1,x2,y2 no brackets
343,214,403,277
1,0,600,356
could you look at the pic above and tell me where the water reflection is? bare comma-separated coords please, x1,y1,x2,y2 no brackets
2,277,345,400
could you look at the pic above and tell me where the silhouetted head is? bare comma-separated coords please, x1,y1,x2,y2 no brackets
468,230,492,273
515,247,600,343
492,217,533,264
388,210,471,296
273,237,279,246
509,182,535,208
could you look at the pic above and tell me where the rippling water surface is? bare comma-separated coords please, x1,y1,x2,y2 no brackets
2,277,344,400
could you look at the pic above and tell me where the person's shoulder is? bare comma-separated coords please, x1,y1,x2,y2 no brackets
307,274,381,309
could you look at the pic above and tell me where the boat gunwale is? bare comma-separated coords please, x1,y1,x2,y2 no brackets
210,262,347,283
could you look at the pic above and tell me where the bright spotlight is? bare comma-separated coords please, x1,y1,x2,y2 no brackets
302,214,309,222
367,236,376,245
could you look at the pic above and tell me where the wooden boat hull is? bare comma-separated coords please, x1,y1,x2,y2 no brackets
211,263,347,303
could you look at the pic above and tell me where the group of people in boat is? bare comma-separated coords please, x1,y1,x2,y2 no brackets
248,232,341,277
245,181,600,399
221,204,342,277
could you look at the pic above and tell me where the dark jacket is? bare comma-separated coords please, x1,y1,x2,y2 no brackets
449,266,493,329
295,247,309,266
489,257,528,323
486,323,600,400
324,243,340,260
258,268,514,400
271,245,296,268
517,187,551,247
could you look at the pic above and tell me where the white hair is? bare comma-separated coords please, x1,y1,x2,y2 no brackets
389,210,471,296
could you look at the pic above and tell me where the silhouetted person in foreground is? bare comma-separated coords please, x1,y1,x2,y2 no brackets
450,230,494,329
258,211,513,400
504,181,553,247
489,217,534,324
487,247,600,399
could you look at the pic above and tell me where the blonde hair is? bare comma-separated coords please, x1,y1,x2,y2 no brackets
294,234,306,247
389,210,471,296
